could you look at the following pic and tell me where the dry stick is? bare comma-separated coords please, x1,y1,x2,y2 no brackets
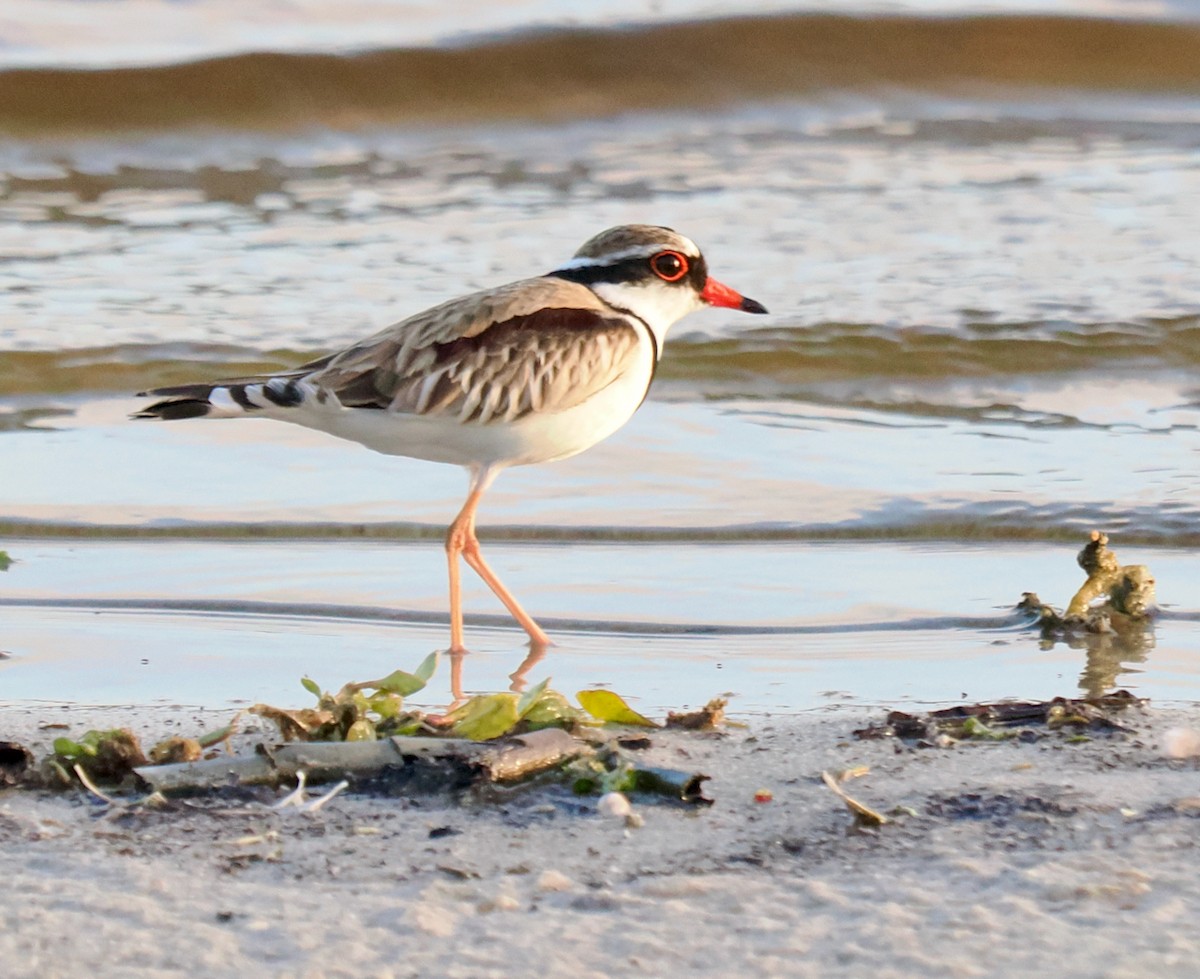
272,769,309,809
73,763,119,806
303,780,350,813
821,770,888,828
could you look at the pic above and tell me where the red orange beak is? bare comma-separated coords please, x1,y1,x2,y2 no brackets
700,277,768,314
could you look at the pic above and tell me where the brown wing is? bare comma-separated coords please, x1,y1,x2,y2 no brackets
304,279,645,424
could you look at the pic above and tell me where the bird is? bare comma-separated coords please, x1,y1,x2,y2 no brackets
134,224,767,655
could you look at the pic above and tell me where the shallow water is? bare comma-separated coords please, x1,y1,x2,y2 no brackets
2,392,1197,710
3,540,1198,711
4,394,1199,542
2,2,1199,711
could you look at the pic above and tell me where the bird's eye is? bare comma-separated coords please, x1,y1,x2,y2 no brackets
650,250,689,282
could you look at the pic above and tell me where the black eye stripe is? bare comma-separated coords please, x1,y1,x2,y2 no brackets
552,253,698,288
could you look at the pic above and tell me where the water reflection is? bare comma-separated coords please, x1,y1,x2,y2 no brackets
447,641,547,704
1043,619,1157,700
0,406,71,432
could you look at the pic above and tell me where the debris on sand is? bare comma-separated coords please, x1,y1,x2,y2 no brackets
49,728,148,784
148,736,203,765
665,698,727,731
821,768,888,829
853,689,1146,745
0,740,34,787
136,727,592,794
5,659,719,808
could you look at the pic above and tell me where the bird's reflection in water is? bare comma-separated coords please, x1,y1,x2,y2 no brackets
446,640,549,706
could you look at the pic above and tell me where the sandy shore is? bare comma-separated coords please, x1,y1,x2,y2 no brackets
2,702,1199,979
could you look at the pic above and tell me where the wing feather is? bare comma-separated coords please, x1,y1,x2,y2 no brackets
303,279,645,424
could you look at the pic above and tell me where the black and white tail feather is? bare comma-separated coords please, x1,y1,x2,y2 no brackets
134,369,322,421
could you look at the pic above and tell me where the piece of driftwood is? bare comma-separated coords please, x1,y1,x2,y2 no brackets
481,728,590,780
629,766,713,804
134,728,589,794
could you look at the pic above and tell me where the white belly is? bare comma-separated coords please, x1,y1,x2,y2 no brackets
279,353,654,468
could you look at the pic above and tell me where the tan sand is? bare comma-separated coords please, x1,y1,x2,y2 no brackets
2,703,1199,979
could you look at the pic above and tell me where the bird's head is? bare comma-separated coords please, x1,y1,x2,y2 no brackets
551,225,767,347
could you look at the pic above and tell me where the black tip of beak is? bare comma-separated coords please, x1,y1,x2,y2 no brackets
740,297,768,314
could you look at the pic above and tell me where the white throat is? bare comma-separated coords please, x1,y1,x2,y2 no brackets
587,279,703,358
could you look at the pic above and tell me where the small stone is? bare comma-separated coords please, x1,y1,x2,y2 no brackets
536,870,574,892
1163,727,1200,760
478,892,520,913
410,905,456,937
638,878,711,898
597,792,632,819
570,893,621,912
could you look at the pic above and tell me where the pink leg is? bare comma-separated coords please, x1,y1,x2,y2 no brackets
445,492,474,655
448,648,465,705
444,467,552,653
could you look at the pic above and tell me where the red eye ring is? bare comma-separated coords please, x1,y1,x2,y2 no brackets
650,250,689,282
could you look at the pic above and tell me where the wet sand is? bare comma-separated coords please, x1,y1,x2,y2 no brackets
2,702,1199,978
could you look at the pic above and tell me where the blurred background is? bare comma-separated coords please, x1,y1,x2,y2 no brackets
2,0,1200,711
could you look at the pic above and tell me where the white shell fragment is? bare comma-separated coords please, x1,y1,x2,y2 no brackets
597,791,633,819
1163,727,1200,759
